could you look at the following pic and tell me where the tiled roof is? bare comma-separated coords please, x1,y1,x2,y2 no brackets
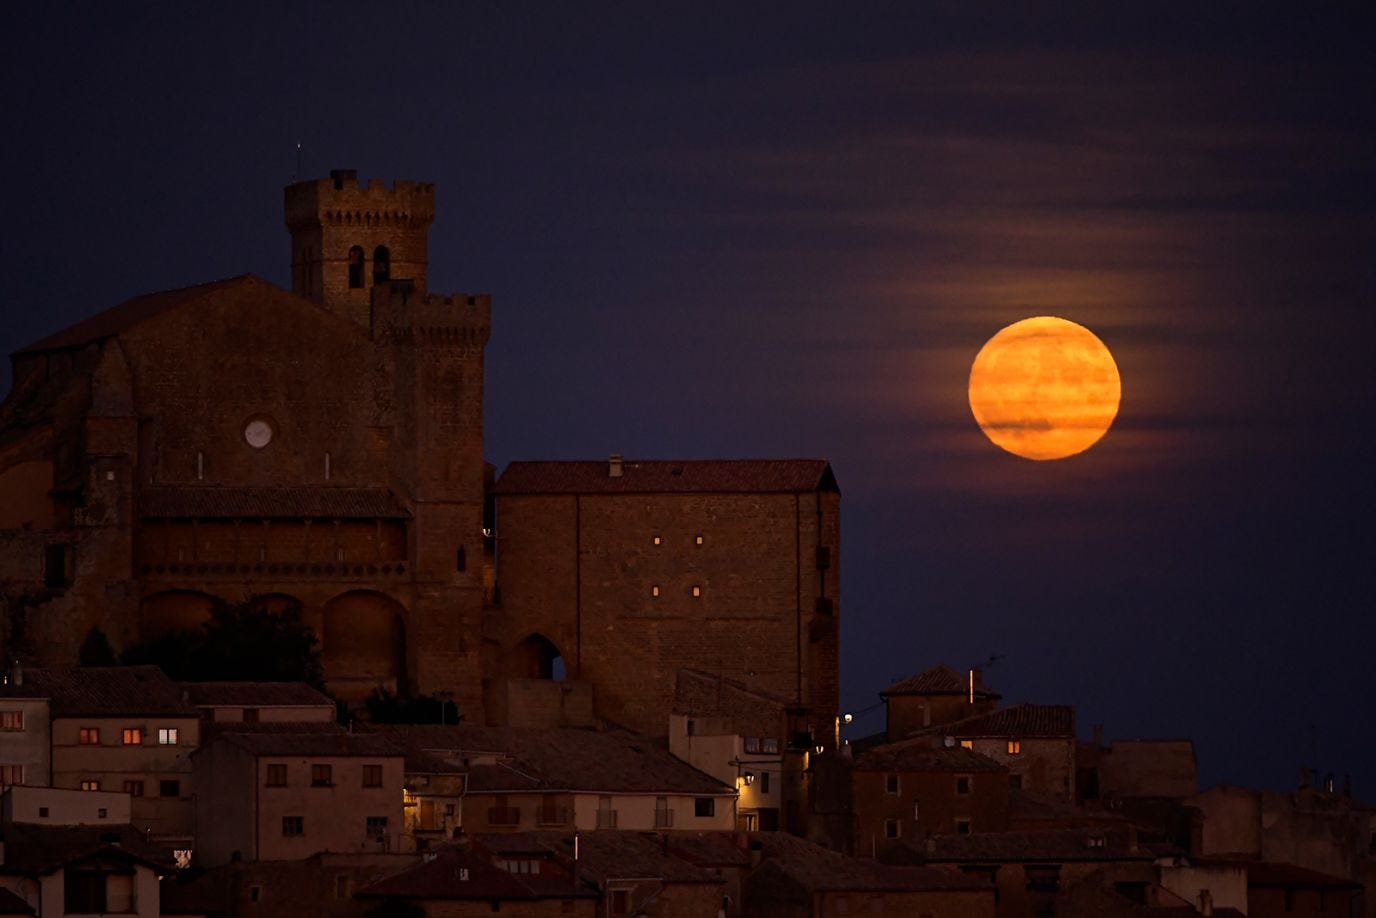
14,275,257,355
880,664,999,699
212,731,401,758
369,725,733,796
0,666,197,717
493,459,838,495
0,823,173,875
473,831,722,886
1008,789,1129,827
200,720,345,742
180,681,334,707
1195,859,1363,889
464,762,548,792
357,848,589,901
904,828,1152,863
139,486,409,519
853,741,1005,774
755,832,987,892
913,703,1075,739
665,833,751,868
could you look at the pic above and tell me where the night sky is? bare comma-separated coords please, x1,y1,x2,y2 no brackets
4,4,1373,794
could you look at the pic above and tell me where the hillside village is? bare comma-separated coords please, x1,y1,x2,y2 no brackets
0,171,1372,917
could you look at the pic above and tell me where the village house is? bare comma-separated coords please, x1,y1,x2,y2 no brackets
879,664,1000,742
179,681,335,728
355,845,596,917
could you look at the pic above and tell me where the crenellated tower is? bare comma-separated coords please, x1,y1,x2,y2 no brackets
284,169,435,328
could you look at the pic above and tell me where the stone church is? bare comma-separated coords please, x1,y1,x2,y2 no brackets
0,171,839,740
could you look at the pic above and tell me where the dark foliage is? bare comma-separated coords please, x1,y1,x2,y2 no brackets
120,596,325,689
364,899,428,918
363,687,460,725
77,626,118,666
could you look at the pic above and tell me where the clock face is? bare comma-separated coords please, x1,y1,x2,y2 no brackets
244,419,274,449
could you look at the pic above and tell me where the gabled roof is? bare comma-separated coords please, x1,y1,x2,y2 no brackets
15,275,267,356
357,847,590,901
0,666,197,717
912,703,1075,740
493,459,838,495
473,831,722,886
754,832,987,892
1194,859,1363,889
853,741,1005,774
902,828,1152,864
880,664,999,699
140,486,410,519
180,681,333,708
0,824,173,875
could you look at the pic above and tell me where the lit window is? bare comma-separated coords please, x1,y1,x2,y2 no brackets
651,585,660,598
959,739,973,749
266,764,287,787
0,765,24,786
362,764,383,788
79,727,100,745
1007,740,1021,755
159,728,179,745
694,535,704,545
884,819,899,839
312,764,333,787
652,536,661,545
123,780,144,797
81,780,101,791
122,728,143,745
885,774,900,795
282,816,304,837
691,585,701,598
160,780,180,798
0,710,23,731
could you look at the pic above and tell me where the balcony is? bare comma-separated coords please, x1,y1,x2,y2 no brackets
536,806,570,826
596,809,619,829
487,806,521,826
654,808,675,829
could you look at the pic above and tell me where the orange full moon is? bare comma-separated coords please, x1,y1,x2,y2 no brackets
967,316,1121,461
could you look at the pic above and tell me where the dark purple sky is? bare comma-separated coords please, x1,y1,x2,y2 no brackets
4,3,1373,794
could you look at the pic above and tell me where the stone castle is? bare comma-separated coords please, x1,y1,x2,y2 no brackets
0,170,839,740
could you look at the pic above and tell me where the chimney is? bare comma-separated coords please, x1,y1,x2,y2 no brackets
608,454,623,478
1198,888,1213,916
1325,773,1336,793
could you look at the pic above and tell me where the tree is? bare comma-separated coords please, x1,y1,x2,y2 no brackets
364,899,428,918
120,596,325,689
363,687,460,725
77,626,118,666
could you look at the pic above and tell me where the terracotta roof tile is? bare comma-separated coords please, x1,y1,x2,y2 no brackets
854,742,1006,774
493,459,838,495
880,664,999,699
913,703,1075,739
211,731,401,757
902,828,1152,863
357,848,578,900
0,666,197,717
139,486,409,519
1195,859,1363,888
473,831,722,886
180,681,333,707
755,832,988,892
0,823,173,874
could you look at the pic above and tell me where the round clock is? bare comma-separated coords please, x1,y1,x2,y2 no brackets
244,419,274,449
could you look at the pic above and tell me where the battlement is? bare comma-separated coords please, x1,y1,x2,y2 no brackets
285,168,435,231
369,284,491,342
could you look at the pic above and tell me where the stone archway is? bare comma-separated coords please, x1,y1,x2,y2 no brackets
139,590,219,640
511,633,565,681
322,590,407,698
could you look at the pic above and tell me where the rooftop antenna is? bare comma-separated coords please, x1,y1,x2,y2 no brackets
294,143,302,182
969,654,1004,704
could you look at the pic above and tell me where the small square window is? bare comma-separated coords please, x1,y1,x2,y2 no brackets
81,780,100,791
694,797,715,817
123,780,144,797
744,737,761,754
0,710,23,730
651,585,660,598
365,816,388,836
362,764,383,788
282,816,304,837
250,886,262,903
652,536,661,545
956,818,971,835
694,535,704,545
312,764,333,787
79,727,100,745
691,585,701,598
266,764,287,787
761,738,779,754
885,774,900,795
1007,740,1022,755
98,807,108,819
884,818,900,839
159,727,179,745
38,806,49,817
160,780,180,798
956,776,971,795
122,727,143,745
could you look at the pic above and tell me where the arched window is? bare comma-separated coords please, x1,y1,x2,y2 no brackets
347,246,364,289
373,245,390,284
